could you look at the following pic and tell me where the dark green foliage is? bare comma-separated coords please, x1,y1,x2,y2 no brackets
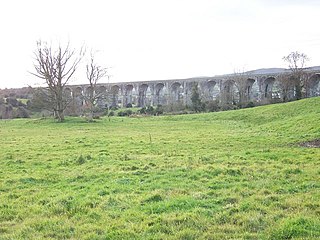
110,106,118,111
245,101,255,108
117,109,133,116
190,82,204,112
138,105,162,115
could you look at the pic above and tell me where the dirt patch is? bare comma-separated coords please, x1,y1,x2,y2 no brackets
299,139,320,148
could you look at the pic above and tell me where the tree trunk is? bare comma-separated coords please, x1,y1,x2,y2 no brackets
53,109,64,122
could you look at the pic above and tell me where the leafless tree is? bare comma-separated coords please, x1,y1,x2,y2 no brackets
283,51,309,99
83,52,108,121
31,41,84,122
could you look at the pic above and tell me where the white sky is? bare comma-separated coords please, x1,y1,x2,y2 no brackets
1,0,320,89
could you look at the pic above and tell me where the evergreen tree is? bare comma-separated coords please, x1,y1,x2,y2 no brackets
191,82,203,112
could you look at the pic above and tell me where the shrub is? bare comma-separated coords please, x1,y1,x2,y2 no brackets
110,106,118,111
220,104,238,111
117,111,126,117
139,107,146,114
117,109,134,117
205,100,220,112
13,107,30,118
155,105,164,115
245,101,255,108
146,106,154,114
125,109,133,116
6,97,19,107
138,106,161,115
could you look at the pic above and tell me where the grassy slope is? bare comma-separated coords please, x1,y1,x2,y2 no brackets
0,97,319,239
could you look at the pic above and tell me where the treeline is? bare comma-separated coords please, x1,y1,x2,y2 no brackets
0,97,30,119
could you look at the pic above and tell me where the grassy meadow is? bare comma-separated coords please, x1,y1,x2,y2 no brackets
0,97,319,239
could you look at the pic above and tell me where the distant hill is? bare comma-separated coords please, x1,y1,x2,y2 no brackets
244,68,287,75
306,66,320,71
244,66,320,75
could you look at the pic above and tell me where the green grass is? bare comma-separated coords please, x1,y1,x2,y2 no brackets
0,97,319,239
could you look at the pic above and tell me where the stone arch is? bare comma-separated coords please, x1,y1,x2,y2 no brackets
222,80,237,104
96,85,107,95
74,87,83,97
124,84,134,107
138,84,149,107
246,78,256,101
263,77,276,99
64,87,72,98
110,85,120,107
171,82,183,102
204,80,217,101
96,86,107,108
307,74,320,97
74,87,83,106
264,76,291,101
154,83,165,105
207,80,216,89
85,86,94,98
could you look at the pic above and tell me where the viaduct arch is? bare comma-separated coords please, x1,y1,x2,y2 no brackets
67,69,320,109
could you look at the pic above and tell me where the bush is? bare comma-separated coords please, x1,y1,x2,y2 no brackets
13,107,30,118
220,104,238,111
108,111,115,117
139,107,146,114
126,109,133,115
110,106,118,111
117,111,125,117
155,105,164,115
6,97,19,107
205,100,220,112
138,106,158,115
146,106,154,114
245,101,255,108
126,103,133,108
117,109,134,117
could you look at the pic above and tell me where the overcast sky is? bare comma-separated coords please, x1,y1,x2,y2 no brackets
1,0,320,89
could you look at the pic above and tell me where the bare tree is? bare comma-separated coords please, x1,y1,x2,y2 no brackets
83,52,108,121
283,51,309,99
31,41,84,122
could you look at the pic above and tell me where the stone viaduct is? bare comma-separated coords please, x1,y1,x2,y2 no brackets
65,68,320,109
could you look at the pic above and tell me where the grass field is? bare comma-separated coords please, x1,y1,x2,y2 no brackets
0,97,319,239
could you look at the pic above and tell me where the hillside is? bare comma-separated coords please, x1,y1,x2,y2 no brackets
0,97,319,239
